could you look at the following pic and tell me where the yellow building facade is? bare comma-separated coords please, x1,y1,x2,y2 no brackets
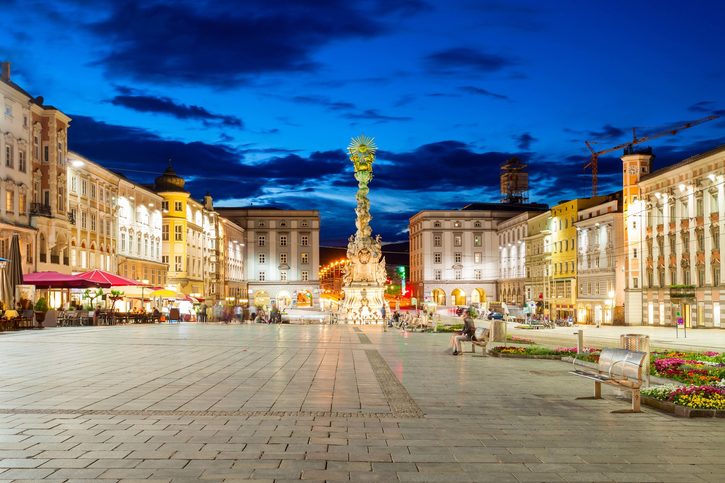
550,197,605,320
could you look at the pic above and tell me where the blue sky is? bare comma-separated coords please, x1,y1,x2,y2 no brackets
2,0,724,243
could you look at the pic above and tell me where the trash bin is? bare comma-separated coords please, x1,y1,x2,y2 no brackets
620,334,650,386
490,319,507,344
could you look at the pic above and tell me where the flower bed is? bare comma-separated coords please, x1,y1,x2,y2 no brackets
650,351,725,385
641,382,725,417
507,335,535,345
490,345,600,360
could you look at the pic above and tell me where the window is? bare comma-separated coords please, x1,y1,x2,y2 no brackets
454,252,462,263
162,201,168,210
121,233,126,251
43,145,49,163
301,235,309,246
258,271,266,281
474,252,482,263
474,221,481,228
162,224,169,240
81,211,87,229
279,235,287,246
258,235,266,247
454,234,462,247
90,184,96,199
18,151,25,173
5,190,14,213
659,268,665,287
683,268,691,285
258,253,265,264
713,227,721,249
474,269,482,280
632,277,638,289
162,255,168,265
301,219,309,227
174,256,182,271
698,267,706,287
473,234,482,247
633,248,637,258
434,253,441,263
280,271,287,281
714,266,721,286
434,269,442,280
433,234,442,247
280,253,288,264
57,184,65,212
302,271,309,281
18,192,25,214
301,252,309,264
697,197,704,217
5,145,12,168
81,179,87,196
174,225,183,241
454,269,462,280
90,214,96,231
174,201,182,211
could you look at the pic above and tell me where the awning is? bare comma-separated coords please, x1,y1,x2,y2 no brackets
23,272,100,289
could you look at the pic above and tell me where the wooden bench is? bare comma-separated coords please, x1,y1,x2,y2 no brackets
468,327,490,354
569,348,646,413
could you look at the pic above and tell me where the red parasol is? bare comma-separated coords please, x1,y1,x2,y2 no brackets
23,271,102,288
75,270,140,287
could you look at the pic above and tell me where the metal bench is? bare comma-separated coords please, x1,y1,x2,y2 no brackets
569,348,646,413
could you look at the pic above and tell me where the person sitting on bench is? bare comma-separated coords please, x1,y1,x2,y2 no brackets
450,309,476,355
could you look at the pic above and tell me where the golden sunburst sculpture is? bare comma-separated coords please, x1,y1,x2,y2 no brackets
348,135,377,172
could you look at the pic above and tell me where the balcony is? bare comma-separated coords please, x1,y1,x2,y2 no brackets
30,202,52,216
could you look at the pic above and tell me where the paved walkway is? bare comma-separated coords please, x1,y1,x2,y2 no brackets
432,312,725,352
0,324,723,482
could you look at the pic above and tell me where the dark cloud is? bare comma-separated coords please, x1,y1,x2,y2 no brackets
290,95,356,111
345,109,412,123
515,132,536,150
425,47,515,73
109,87,243,128
688,100,725,116
459,85,509,100
67,115,347,201
375,141,520,191
88,1,401,86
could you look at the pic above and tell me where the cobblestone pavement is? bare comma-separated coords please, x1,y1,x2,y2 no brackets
0,324,723,482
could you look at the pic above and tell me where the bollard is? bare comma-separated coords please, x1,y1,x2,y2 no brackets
574,329,584,354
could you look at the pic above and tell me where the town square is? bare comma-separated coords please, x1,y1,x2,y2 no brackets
1,0,725,481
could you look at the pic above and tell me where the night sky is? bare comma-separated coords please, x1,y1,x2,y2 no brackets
2,0,724,244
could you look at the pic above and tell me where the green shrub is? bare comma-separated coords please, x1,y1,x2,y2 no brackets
34,297,48,312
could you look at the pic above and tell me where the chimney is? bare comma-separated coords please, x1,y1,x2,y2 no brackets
1,62,10,81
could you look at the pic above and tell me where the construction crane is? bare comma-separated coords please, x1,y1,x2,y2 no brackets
584,114,719,196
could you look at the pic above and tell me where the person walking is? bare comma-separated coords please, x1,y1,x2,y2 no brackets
198,302,207,322
450,309,476,355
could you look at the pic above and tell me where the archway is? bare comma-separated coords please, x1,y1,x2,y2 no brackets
432,288,446,306
276,290,292,309
451,288,466,306
471,288,486,304
296,290,312,307
253,290,270,308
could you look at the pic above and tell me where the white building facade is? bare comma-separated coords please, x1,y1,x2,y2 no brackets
409,203,547,308
216,208,320,309
575,196,625,325
116,178,165,286
498,212,541,307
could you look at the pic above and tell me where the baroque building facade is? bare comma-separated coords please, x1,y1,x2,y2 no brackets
0,62,35,272
409,203,547,308
638,145,725,328
215,207,320,309
66,152,119,274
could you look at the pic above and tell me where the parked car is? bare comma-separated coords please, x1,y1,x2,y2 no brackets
487,311,504,320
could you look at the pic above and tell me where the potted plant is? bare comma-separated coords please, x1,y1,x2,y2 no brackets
34,297,49,327
108,289,124,312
